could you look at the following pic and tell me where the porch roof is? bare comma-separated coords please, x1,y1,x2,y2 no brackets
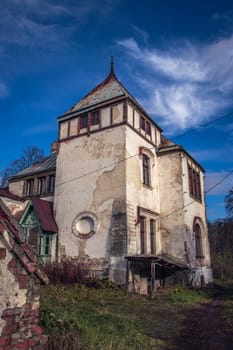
125,255,188,269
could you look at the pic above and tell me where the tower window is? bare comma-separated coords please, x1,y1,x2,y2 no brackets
91,111,100,125
146,121,151,136
80,114,88,129
140,116,145,130
188,165,201,201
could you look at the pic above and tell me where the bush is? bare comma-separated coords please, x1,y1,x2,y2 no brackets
44,259,101,287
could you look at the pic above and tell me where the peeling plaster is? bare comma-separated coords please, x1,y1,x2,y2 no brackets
0,242,27,332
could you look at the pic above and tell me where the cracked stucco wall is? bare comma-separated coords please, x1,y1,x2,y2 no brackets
54,125,127,281
157,151,212,281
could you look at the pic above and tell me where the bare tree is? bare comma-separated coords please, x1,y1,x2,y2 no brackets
0,146,45,187
225,187,233,218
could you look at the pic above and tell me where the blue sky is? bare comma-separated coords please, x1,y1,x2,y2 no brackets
0,0,232,221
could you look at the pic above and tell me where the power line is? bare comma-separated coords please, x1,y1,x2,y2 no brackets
205,169,233,194
160,168,233,221
172,111,233,140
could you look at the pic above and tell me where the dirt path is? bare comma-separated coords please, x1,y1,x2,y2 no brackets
172,285,233,350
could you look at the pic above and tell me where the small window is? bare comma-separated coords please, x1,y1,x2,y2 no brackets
146,121,151,136
150,219,156,254
142,154,150,186
188,165,201,201
140,216,146,254
72,212,97,239
140,116,145,130
195,223,202,258
45,235,50,255
38,234,51,257
38,176,46,195
49,174,55,193
80,114,88,129
25,179,34,197
91,111,100,125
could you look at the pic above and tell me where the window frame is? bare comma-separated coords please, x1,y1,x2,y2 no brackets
37,176,47,195
48,174,56,194
142,154,151,187
140,216,146,254
38,233,52,258
91,110,100,126
194,223,203,259
25,178,34,197
188,164,202,201
150,219,156,254
146,121,151,136
80,114,88,129
140,116,145,131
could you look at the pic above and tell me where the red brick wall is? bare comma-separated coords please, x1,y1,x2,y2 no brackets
0,249,48,349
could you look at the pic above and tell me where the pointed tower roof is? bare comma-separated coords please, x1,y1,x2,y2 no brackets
66,57,130,114
59,58,161,131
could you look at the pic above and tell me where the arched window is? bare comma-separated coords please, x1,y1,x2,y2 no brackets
142,154,150,186
194,223,202,258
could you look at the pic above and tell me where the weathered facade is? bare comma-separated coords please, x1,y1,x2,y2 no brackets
0,198,48,349
4,152,58,264
7,62,212,294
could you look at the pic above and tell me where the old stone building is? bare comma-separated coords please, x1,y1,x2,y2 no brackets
0,198,48,349
6,62,212,294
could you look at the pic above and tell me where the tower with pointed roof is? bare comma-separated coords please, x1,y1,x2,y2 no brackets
53,60,212,289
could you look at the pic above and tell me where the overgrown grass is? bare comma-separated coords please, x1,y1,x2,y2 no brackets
40,283,212,350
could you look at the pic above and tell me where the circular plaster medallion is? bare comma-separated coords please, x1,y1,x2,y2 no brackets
72,212,97,239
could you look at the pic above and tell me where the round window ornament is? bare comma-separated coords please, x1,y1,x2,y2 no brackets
72,212,97,239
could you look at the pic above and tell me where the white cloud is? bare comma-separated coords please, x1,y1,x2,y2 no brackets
0,0,117,49
118,38,206,82
205,171,233,195
0,15,70,49
212,12,233,25
117,35,233,132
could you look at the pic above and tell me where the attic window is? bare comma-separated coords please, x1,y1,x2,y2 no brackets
91,111,100,125
80,114,88,129
146,121,151,136
140,116,145,130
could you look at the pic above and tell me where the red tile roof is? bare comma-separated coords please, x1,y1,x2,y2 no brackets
32,197,57,233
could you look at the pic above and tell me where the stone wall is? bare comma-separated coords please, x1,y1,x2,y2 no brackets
0,244,48,349
0,198,48,349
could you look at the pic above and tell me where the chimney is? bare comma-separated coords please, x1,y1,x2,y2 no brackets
51,141,59,153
